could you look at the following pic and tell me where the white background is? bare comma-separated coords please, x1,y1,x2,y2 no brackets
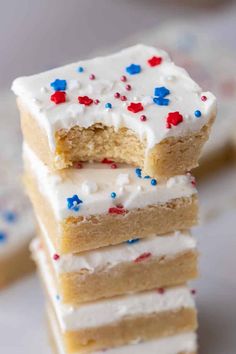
1,0,236,89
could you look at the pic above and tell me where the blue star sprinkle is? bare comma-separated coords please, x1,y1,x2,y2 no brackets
67,195,83,212
3,211,17,223
50,79,67,91
154,86,170,98
153,86,170,106
194,110,202,118
127,238,140,244
0,231,7,243
135,168,142,178
126,64,141,75
153,97,170,106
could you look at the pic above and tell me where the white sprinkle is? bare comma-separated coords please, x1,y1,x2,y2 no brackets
116,173,130,186
166,75,176,82
119,186,124,193
141,96,153,106
82,181,98,195
32,97,41,104
137,185,143,191
68,79,80,90
40,86,48,93
67,104,84,117
185,114,191,120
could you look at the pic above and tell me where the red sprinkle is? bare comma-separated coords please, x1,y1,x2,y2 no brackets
94,99,100,105
111,163,117,169
114,92,120,99
121,75,127,82
89,74,95,80
157,288,165,294
78,96,93,106
166,111,183,128
134,252,152,263
53,254,60,261
108,206,127,215
121,95,127,101
148,56,163,67
127,102,144,113
50,91,66,104
201,95,207,101
140,115,147,122
101,158,114,164
125,84,132,91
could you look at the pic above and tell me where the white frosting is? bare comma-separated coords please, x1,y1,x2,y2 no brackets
12,44,216,155
23,143,197,219
48,303,197,354
32,238,195,331
39,219,196,274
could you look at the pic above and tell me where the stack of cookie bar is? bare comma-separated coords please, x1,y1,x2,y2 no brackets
12,45,216,354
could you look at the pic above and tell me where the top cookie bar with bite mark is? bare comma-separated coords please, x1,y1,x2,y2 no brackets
12,44,216,178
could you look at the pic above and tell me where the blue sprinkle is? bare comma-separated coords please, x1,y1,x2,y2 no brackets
144,175,150,179
105,103,112,109
194,110,202,118
126,64,141,75
56,294,60,301
154,86,170,98
67,195,83,212
111,192,117,199
3,211,17,223
135,168,142,178
151,178,157,186
77,66,84,73
50,79,67,91
153,97,169,106
0,232,7,243
127,238,140,244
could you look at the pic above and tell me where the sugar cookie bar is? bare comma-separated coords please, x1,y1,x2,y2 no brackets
12,44,216,179
24,144,198,254
35,227,198,304
33,241,197,353
48,303,197,354
0,187,35,288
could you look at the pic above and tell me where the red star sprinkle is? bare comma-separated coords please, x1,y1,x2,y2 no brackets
50,91,66,104
147,56,163,67
134,252,152,263
127,102,144,113
108,205,127,215
78,96,93,106
166,111,183,128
